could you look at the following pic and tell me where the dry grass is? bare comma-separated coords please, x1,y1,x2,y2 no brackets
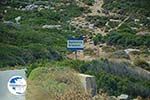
26,67,92,100
56,89,92,100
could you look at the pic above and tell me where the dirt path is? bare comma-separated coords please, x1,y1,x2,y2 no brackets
70,0,107,35
68,0,107,60
68,0,128,61
88,0,104,16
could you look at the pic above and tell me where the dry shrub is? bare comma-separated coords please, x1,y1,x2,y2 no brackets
93,93,109,100
56,89,92,100
84,48,96,56
133,58,149,70
102,46,115,52
26,67,88,100
111,50,130,59
26,80,51,100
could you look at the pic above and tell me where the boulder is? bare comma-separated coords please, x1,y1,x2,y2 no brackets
118,94,129,100
89,24,94,29
124,49,140,54
134,19,140,22
15,16,21,24
136,31,150,36
24,4,38,11
147,17,150,20
42,25,61,29
108,96,118,100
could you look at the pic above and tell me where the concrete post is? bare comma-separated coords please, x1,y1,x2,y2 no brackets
78,74,97,97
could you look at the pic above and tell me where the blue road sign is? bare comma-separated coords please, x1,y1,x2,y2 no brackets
67,37,84,51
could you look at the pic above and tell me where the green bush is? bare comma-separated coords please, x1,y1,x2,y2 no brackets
94,71,150,97
112,50,130,59
84,48,96,56
86,16,108,28
0,43,25,67
133,58,150,71
93,34,104,45
77,59,150,98
104,32,150,47
117,24,136,34
102,46,115,52
0,0,84,68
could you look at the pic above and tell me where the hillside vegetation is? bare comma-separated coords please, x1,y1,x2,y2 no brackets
0,0,84,67
0,0,150,99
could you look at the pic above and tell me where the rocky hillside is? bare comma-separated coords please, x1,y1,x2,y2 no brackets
0,0,150,67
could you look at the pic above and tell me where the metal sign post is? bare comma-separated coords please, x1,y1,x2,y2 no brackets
75,51,77,60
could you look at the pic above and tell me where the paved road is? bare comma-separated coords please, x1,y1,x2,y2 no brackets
0,69,26,100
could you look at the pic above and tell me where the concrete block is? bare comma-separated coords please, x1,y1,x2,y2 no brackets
78,74,97,96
